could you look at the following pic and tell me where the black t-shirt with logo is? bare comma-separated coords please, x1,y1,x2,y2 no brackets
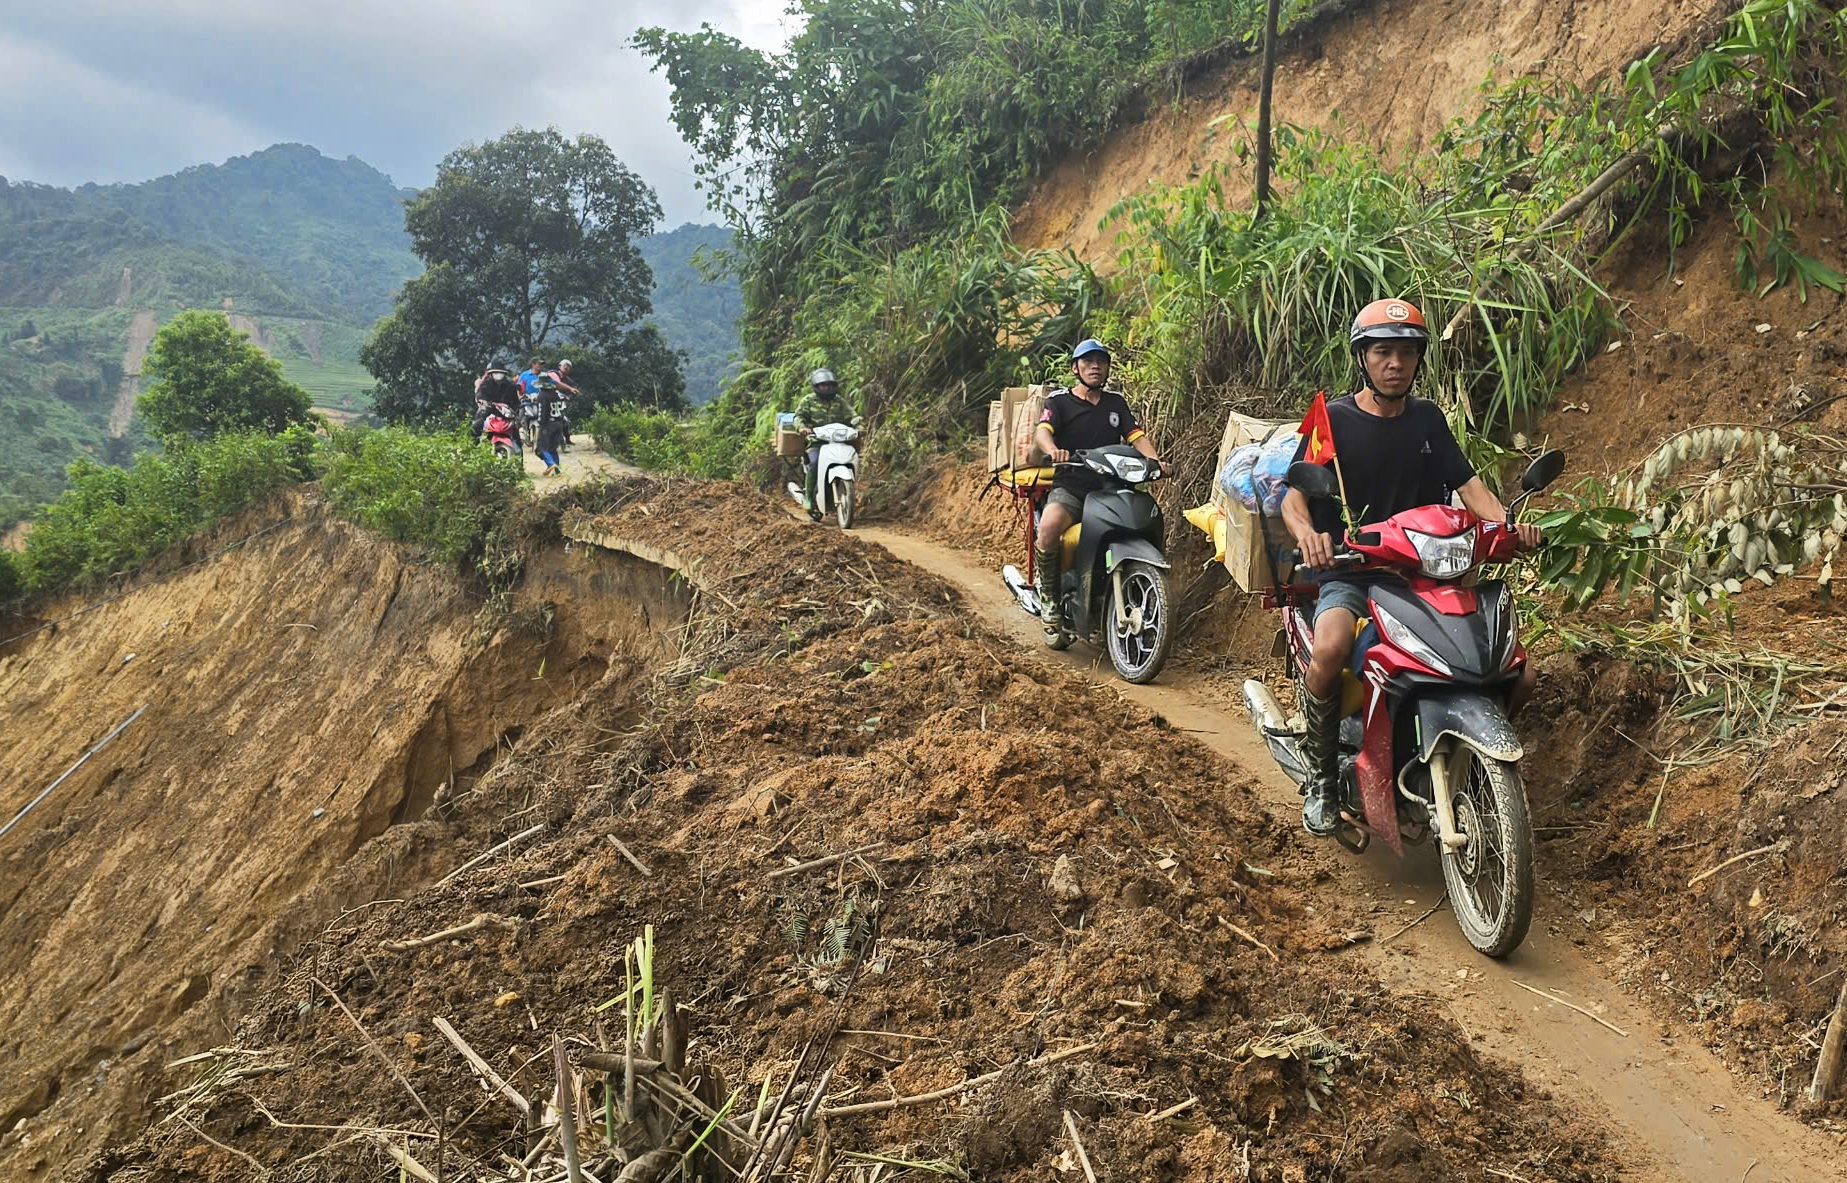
1039,386,1143,494
1291,395,1475,533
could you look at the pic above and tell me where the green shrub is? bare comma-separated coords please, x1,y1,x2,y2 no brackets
0,548,21,604
17,428,319,594
321,427,528,567
584,403,736,478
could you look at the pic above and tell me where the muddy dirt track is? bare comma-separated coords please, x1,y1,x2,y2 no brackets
857,522,1845,1182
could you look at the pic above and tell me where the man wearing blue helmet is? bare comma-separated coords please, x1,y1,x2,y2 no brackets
1031,340,1166,635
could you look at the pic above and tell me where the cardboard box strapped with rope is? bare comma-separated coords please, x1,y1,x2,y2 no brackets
773,412,806,458
986,385,1053,473
1184,408,1301,593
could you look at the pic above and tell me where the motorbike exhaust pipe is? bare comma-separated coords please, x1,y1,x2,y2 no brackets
1241,680,1290,734
1001,564,1041,617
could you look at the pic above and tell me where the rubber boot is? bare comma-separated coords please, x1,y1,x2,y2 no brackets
1299,688,1342,837
1034,546,1063,633
803,461,822,520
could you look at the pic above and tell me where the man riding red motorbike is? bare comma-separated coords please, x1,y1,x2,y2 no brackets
1282,299,1542,838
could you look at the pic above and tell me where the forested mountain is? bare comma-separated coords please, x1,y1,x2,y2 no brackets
637,223,740,405
0,144,418,322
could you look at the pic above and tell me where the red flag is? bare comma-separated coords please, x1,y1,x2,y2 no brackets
1298,391,1337,465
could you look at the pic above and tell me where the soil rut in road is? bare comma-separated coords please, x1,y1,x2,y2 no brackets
855,524,1847,1183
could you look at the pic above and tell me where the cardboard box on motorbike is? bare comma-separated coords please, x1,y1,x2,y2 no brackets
773,412,806,458
1215,410,1298,593
987,385,1052,472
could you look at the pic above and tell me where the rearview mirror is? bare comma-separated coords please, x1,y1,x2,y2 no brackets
1520,449,1566,493
1287,461,1339,502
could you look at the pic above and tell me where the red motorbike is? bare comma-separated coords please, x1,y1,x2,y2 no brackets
1240,450,1564,957
482,401,522,460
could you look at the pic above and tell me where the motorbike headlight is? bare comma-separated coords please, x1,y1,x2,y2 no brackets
813,423,857,443
1111,455,1151,484
1403,527,1478,579
1371,603,1453,677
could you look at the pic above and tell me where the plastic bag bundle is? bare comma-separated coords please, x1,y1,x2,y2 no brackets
1218,444,1261,511
1251,431,1300,515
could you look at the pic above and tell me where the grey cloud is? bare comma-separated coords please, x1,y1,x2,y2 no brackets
0,0,790,224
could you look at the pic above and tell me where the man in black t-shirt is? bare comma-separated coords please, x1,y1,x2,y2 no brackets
1281,299,1542,837
1030,339,1165,635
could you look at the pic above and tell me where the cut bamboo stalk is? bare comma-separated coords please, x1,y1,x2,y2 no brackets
554,1036,585,1183
607,834,654,877
432,1016,530,1116
376,1136,441,1183
1063,1110,1100,1183
1809,974,1847,1105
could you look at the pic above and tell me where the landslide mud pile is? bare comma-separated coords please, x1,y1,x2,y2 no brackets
59,481,1617,1182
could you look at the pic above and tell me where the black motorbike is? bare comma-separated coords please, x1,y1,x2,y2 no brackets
1002,444,1174,684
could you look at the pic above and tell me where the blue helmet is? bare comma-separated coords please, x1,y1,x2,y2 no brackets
1071,339,1110,362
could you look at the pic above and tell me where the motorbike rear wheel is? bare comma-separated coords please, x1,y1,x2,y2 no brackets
832,477,855,529
1439,750,1535,958
492,439,518,460
1104,560,1172,684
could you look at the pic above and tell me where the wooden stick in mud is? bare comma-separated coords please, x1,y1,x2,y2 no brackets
435,822,547,886
376,1136,440,1183
1688,842,1784,887
1063,1110,1100,1183
431,1017,530,1116
381,913,517,952
766,842,886,880
1809,974,1847,1105
1217,915,1279,961
607,833,654,877
315,977,435,1120
819,1042,1098,1118
1511,981,1630,1038
553,1036,585,1183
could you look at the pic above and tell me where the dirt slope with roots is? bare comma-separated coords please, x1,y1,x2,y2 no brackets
3,479,1629,1182
1010,0,1718,262
0,491,688,1179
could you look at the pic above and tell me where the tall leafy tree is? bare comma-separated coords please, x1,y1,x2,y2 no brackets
364,128,684,422
136,310,312,442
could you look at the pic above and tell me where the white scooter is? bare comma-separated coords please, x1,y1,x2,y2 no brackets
786,421,860,529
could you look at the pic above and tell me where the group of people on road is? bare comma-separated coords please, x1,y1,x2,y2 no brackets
1023,300,1544,838
473,357,580,476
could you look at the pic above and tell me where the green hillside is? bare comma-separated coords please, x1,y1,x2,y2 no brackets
637,223,741,405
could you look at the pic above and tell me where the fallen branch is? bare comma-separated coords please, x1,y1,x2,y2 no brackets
1062,1110,1100,1183
1381,895,1448,944
1511,981,1630,1038
1216,914,1279,961
819,1042,1098,1118
766,842,886,880
607,834,654,877
175,1114,271,1178
1808,974,1847,1105
381,913,517,953
1688,842,1785,887
432,1016,530,1116
435,822,547,886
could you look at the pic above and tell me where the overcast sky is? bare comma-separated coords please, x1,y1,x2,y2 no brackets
0,0,791,226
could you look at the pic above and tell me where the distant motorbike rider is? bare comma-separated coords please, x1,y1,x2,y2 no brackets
794,368,856,518
1031,340,1165,636
473,359,522,443
1281,298,1543,837
534,375,570,476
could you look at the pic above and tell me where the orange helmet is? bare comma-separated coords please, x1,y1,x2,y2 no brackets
1349,298,1429,345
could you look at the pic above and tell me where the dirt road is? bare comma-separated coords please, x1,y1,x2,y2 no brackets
857,524,1846,1183
108,309,157,437
521,432,639,486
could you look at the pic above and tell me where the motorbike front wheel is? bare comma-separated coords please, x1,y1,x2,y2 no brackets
1104,559,1172,684
832,478,855,529
1440,750,1535,957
